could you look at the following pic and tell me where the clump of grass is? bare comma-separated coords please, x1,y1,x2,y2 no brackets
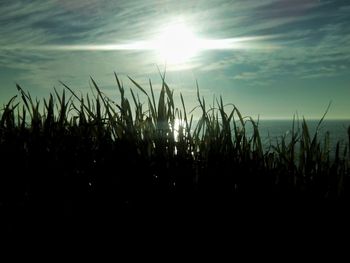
0,73,349,220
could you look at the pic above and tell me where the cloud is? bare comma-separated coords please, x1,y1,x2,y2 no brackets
233,72,257,80
0,0,349,99
194,0,350,82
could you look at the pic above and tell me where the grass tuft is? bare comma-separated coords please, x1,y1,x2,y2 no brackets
1,74,349,227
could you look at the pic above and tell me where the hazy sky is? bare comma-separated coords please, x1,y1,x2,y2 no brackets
1,0,350,119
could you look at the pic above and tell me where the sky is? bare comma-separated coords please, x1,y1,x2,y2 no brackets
1,0,350,119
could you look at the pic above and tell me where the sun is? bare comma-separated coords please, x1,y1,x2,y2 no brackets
154,22,200,65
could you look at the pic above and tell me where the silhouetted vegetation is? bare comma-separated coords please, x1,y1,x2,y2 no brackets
1,73,349,234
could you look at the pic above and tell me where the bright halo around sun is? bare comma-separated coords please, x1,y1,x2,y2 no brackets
154,22,200,65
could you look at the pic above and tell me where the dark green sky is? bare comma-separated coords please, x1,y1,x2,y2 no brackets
1,0,350,119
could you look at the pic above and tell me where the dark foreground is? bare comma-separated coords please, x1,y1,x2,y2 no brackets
1,78,350,236
1,143,349,236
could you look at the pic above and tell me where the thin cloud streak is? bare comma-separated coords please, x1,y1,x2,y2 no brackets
1,35,281,52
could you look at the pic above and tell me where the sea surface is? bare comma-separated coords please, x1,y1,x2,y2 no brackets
245,119,350,155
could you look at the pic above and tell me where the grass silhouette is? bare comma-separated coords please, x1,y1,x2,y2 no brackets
1,73,349,234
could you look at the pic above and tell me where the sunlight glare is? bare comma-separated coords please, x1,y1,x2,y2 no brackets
153,22,200,65
173,118,185,142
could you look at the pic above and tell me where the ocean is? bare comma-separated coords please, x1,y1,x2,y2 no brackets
245,119,350,155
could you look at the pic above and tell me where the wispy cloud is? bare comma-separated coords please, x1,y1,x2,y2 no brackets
195,0,350,83
0,0,349,101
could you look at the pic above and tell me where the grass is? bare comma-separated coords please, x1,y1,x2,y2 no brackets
1,73,350,233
